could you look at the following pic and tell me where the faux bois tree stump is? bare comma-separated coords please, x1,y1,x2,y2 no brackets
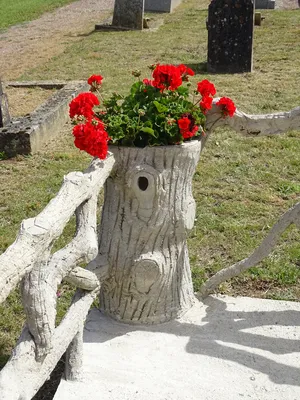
98,141,203,324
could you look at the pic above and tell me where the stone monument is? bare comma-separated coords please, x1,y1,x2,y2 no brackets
0,81,10,128
255,0,275,8
207,0,254,74
112,0,145,30
145,0,182,12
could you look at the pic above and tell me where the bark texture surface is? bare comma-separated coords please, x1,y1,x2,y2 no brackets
98,141,203,324
0,156,114,400
0,289,97,400
206,101,300,136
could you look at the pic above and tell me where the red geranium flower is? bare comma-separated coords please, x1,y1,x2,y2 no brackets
200,95,213,114
197,79,216,97
88,74,103,88
177,116,198,139
182,125,199,139
69,92,100,119
152,64,183,91
178,117,191,131
72,119,109,159
143,78,154,86
216,97,236,117
178,64,195,81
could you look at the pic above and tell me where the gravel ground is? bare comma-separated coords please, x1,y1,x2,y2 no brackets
275,0,299,9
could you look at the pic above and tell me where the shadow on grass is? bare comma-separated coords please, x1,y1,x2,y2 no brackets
185,62,207,75
0,354,9,371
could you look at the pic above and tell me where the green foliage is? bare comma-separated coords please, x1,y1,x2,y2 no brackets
100,79,205,147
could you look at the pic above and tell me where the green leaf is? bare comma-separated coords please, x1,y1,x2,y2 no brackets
153,101,168,113
140,127,157,137
176,86,189,97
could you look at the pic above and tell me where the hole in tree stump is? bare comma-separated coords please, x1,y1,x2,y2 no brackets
138,176,149,191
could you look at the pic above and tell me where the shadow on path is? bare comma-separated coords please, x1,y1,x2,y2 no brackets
85,296,300,387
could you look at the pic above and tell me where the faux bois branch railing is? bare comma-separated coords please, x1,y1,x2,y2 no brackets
0,156,115,400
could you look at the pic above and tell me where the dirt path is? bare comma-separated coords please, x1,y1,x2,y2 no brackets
275,0,299,8
0,0,114,80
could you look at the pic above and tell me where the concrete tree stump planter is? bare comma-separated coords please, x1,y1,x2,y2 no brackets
98,141,202,324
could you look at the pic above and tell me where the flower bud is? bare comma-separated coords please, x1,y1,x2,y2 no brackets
148,64,157,71
132,70,141,77
167,117,175,125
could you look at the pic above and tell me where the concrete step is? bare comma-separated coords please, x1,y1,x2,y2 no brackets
54,295,300,400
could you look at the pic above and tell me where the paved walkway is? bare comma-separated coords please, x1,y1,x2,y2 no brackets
54,296,300,400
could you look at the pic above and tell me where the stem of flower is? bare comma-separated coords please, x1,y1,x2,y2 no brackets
96,88,104,103
206,114,223,132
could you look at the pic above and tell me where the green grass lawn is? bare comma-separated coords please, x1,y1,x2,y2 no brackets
0,0,78,30
0,0,299,369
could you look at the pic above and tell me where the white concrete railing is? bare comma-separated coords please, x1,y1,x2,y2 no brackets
0,103,299,399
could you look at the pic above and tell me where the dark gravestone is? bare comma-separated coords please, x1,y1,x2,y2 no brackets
112,0,145,30
207,0,254,74
0,81,10,127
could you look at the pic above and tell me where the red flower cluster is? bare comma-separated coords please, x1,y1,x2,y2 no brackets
88,75,103,86
69,67,236,159
69,92,100,119
200,96,213,112
69,92,109,159
216,97,236,117
197,80,216,97
151,64,194,91
88,75,103,92
177,116,199,139
72,119,109,159
197,79,216,114
178,64,195,81
152,64,182,91
142,78,154,86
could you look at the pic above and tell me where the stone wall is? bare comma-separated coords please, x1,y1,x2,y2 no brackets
0,81,88,157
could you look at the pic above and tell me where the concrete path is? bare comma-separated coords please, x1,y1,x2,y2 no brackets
54,295,300,400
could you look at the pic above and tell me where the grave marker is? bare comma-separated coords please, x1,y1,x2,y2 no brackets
0,81,10,127
207,0,254,74
112,0,145,30
145,0,181,12
255,0,275,9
